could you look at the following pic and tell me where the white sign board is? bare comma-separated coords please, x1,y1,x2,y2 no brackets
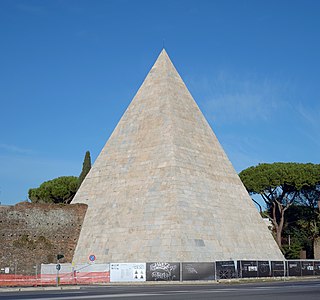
4,267,10,274
41,263,110,275
110,263,146,282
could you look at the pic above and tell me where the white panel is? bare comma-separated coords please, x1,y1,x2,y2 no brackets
110,263,146,282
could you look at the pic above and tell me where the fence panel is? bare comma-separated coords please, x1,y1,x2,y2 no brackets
238,261,258,278
215,261,237,279
287,261,302,276
271,261,285,277
182,262,215,281
257,261,271,277
146,262,180,281
301,261,314,276
110,263,146,282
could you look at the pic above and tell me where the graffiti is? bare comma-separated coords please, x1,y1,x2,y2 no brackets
146,262,180,281
151,271,174,280
150,263,177,280
184,265,198,274
150,262,176,272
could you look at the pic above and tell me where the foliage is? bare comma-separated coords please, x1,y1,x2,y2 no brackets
282,242,303,259
239,163,320,195
283,203,320,258
78,151,91,187
28,176,79,204
239,162,320,248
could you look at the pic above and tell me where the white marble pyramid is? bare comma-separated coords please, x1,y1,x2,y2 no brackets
71,50,284,263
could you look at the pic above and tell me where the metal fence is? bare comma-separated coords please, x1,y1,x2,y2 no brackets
1,260,320,286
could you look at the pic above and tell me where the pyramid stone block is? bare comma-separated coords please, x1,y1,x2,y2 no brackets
71,50,284,264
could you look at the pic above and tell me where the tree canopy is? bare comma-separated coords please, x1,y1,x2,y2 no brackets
239,162,320,248
78,151,91,187
28,151,92,204
240,163,320,194
28,176,79,204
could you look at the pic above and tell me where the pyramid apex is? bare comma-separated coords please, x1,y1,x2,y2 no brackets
150,48,179,79
159,47,170,59
157,48,170,60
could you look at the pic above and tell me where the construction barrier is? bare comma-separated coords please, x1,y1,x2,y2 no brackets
0,263,110,287
1,260,320,286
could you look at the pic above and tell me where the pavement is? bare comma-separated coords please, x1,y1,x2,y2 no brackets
0,286,81,293
0,280,319,300
0,276,319,292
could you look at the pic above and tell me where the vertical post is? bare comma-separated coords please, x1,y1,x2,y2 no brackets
56,258,60,287
214,261,217,281
268,260,271,277
72,264,74,285
56,267,59,287
36,264,38,286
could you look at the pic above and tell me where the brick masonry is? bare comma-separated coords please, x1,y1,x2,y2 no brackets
0,202,87,275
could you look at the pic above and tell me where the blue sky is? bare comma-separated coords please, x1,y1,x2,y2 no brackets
0,0,319,205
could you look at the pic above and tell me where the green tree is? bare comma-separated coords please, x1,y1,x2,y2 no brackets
294,185,320,257
28,176,79,204
283,205,316,258
273,186,320,258
78,151,91,187
239,162,320,248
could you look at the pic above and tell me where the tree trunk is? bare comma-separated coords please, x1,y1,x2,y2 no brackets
270,202,285,248
277,204,286,247
275,230,282,248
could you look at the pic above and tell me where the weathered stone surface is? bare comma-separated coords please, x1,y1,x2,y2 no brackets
0,202,87,275
72,50,284,264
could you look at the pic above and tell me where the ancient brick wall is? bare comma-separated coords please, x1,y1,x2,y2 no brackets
0,202,87,275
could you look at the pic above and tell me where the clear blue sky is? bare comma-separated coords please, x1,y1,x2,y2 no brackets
1,0,319,205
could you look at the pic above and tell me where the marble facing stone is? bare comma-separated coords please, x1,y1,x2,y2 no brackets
71,49,284,264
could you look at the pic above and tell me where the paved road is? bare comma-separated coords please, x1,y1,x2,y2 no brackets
0,280,320,300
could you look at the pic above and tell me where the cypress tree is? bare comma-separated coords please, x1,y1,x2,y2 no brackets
78,151,91,187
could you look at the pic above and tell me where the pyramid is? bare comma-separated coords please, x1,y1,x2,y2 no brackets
71,50,284,263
